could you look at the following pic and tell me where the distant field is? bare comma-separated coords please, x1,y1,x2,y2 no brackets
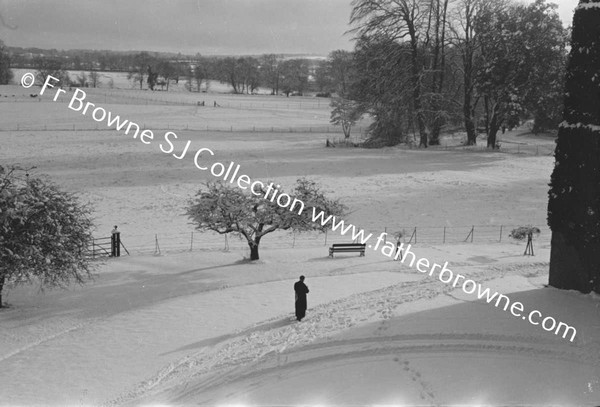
0,78,554,255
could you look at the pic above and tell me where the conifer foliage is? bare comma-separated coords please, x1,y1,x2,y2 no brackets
548,0,600,293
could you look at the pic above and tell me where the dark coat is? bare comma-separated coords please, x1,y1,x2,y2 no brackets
294,281,309,320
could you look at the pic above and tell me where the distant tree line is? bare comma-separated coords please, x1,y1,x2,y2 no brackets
318,0,569,148
1,0,567,148
5,46,321,96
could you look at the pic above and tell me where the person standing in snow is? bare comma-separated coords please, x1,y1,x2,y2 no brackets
294,275,309,321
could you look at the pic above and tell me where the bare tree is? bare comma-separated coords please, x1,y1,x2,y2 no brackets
259,54,283,95
186,179,346,260
351,0,429,147
127,52,152,90
448,0,494,145
330,97,363,138
328,50,356,96
424,0,450,145
88,70,101,88
34,56,68,86
280,59,310,96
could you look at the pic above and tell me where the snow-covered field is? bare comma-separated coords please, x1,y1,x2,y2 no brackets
1,82,598,406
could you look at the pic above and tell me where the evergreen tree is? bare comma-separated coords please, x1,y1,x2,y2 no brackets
548,0,600,293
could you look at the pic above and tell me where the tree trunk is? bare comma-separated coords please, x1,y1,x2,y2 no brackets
407,20,427,148
0,274,4,308
428,0,449,147
248,237,261,261
548,0,600,294
249,245,259,260
343,122,351,139
464,94,477,145
549,232,597,293
486,104,501,149
462,3,477,146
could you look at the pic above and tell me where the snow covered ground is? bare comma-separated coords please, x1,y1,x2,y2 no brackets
1,84,598,406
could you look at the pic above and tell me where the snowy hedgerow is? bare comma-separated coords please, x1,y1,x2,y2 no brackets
509,226,540,256
509,226,541,241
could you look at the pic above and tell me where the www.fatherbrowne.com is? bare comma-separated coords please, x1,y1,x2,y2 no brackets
31,74,576,344
312,209,577,343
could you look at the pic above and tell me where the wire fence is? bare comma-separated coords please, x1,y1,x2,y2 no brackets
99,223,552,258
0,122,363,135
0,124,554,156
0,90,331,110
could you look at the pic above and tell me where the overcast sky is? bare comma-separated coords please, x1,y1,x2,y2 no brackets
0,0,579,56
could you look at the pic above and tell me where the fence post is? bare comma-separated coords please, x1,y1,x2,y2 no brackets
292,230,296,248
471,225,474,242
443,227,446,244
408,227,417,244
224,234,229,251
154,234,161,255
190,232,194,251
464,226,474,243
499,225,503,243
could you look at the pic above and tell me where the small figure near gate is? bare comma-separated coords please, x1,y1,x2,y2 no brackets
111,225,120,257
294,275,309,321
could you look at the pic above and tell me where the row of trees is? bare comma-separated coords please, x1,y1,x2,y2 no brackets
124,52,315,95
326,0,568,147
174,54,314,96
9,47,184,73
10,50,319,96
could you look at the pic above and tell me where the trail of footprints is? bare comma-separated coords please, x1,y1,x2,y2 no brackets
393,355,437,404
110,261,549,405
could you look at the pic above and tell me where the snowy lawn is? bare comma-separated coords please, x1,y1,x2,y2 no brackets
1,88,596,406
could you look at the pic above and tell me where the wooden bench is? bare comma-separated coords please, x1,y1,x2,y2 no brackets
329,243,366,257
